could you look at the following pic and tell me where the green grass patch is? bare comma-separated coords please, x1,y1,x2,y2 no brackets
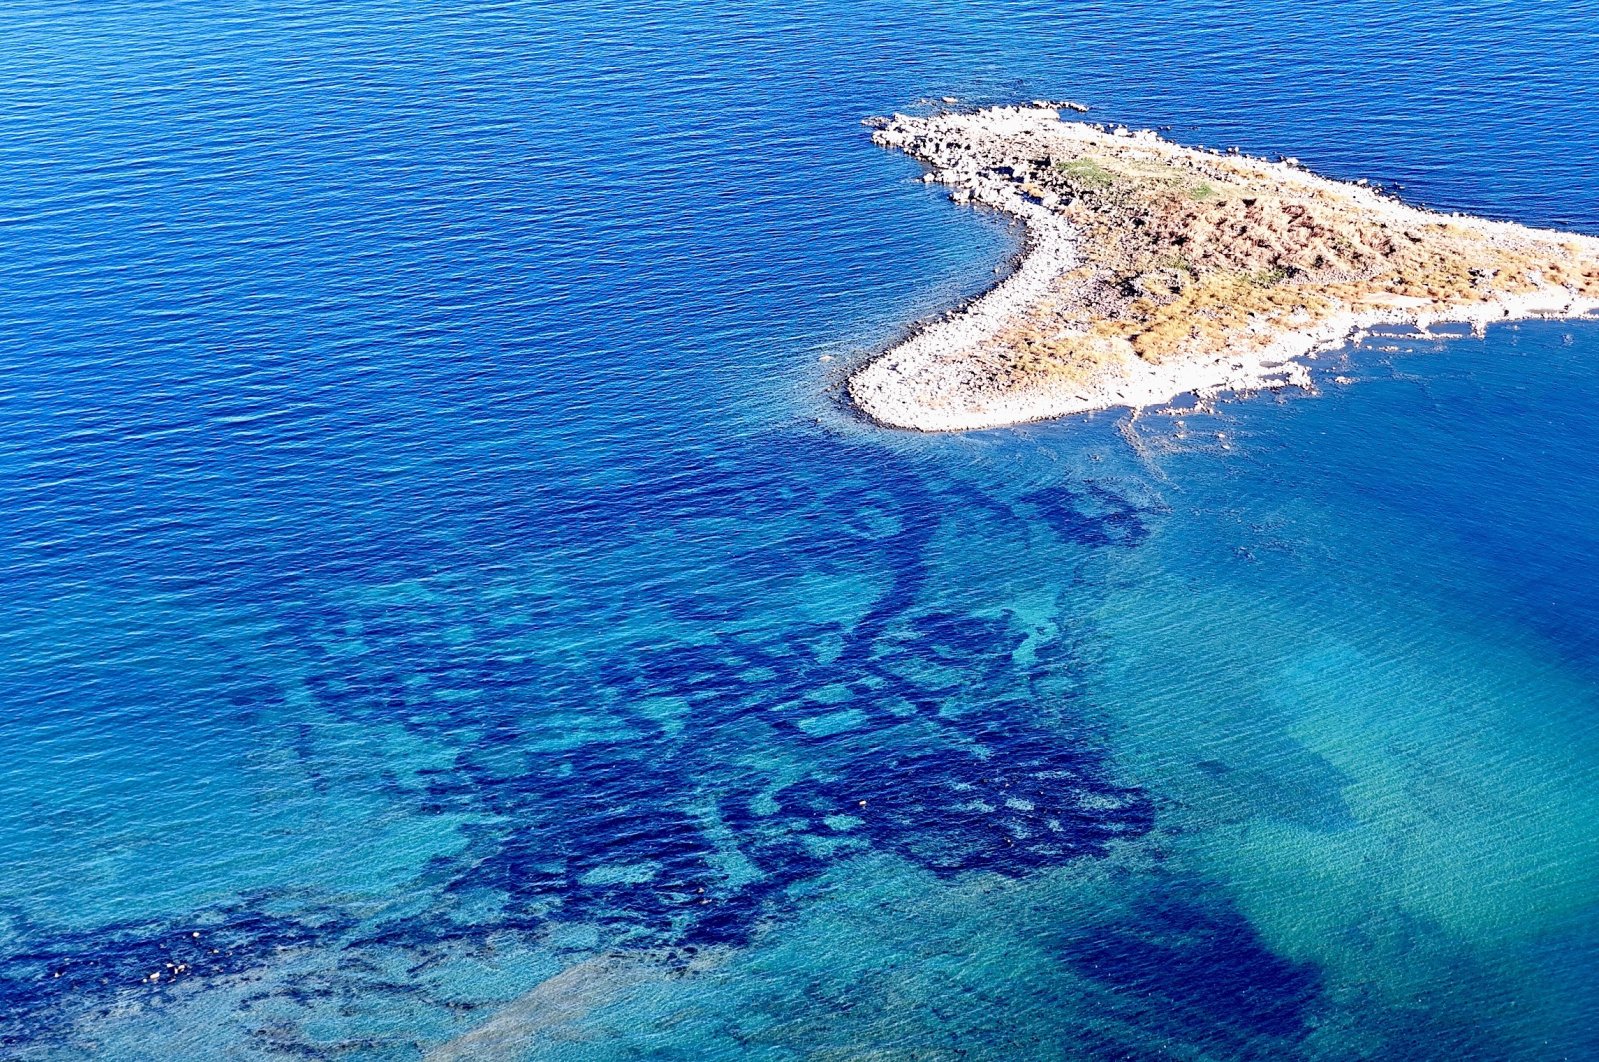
1055,157,1114,190
1153,252,1197,276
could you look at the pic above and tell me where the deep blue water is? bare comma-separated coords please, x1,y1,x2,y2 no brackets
2,1,1598,1058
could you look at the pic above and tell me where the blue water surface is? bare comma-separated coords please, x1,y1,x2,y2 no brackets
2,1,1597,1058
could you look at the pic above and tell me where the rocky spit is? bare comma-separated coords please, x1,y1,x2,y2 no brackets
850,105,1599,432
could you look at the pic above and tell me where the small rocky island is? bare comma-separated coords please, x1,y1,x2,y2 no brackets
851,105,1599,431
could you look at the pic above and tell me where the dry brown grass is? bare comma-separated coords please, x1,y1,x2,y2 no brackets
994,139,1599,374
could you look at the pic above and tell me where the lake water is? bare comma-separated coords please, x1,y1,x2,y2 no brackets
2,1,1597,1058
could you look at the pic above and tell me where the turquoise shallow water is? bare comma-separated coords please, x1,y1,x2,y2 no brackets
2,1,1598,1058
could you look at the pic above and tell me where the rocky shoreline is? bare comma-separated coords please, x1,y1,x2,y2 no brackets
850,105,1599,432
